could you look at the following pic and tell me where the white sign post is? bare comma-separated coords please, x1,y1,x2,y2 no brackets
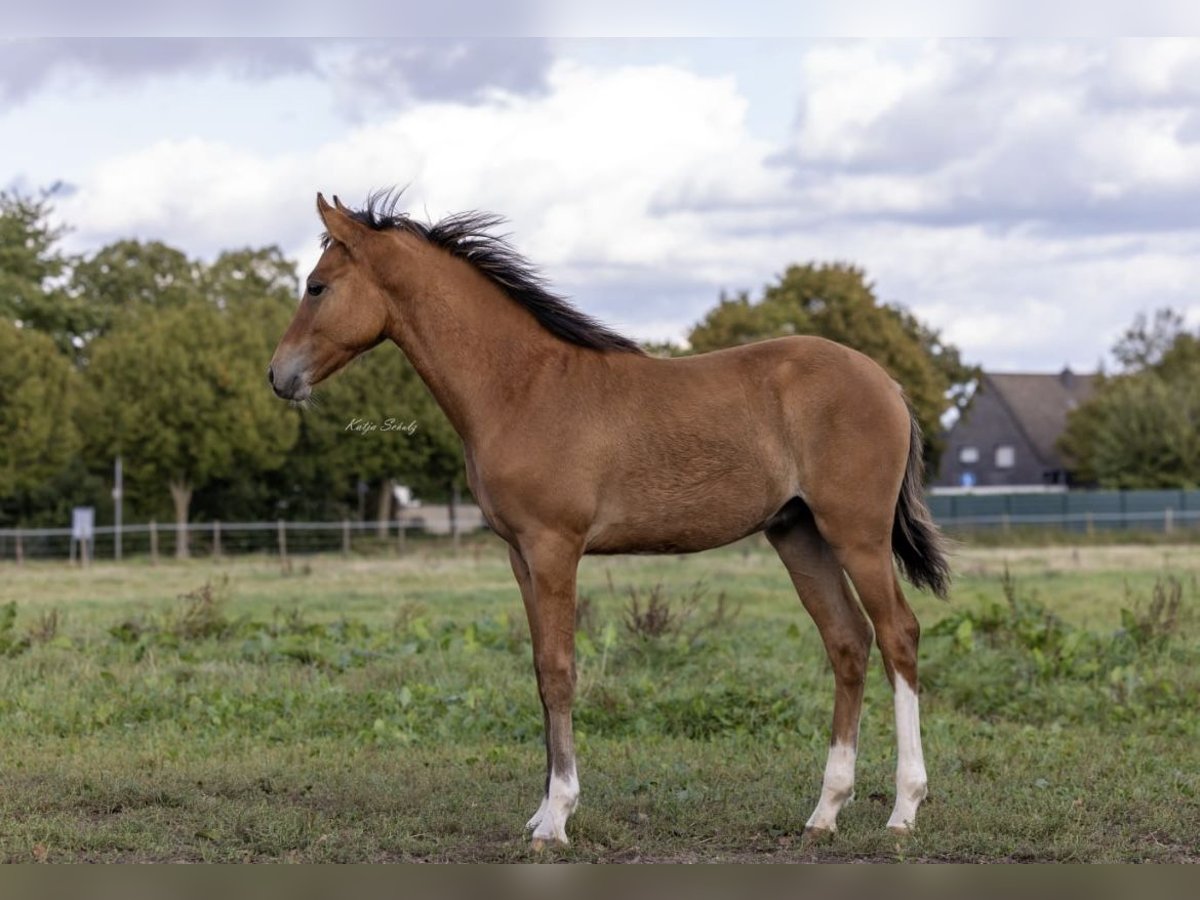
113,455,123,560
72,506,95,567
393,484,413,555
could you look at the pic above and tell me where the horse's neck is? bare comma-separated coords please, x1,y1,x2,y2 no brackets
378,238,568,443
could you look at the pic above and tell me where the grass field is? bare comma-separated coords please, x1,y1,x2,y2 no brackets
0,538,1197,863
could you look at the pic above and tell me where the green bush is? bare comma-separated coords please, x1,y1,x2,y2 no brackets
923,569,1196,730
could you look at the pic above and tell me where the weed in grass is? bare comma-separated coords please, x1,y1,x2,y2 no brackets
618,577,742,651
108,616,151,645
279,559,313,578
391,601,427,636
0,602,30,657
575,592,599,640
1121,574,1187,652
924,566,1198,730
624,582,682,639
0,603,64,654
171,577,233,640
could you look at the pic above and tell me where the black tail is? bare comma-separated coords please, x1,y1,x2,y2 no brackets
892,409,952,599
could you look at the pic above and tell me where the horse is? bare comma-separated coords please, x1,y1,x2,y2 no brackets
269,191,951,850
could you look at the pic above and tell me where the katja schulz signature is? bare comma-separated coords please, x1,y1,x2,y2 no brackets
344,417,419,435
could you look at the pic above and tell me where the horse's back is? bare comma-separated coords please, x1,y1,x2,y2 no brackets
625,335,906,431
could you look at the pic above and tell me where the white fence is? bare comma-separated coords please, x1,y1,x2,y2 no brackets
0,506,489,563
4,498,1200,564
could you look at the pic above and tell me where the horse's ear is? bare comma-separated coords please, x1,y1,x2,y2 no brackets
316,192,366,250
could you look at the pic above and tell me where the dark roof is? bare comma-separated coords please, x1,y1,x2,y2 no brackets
983,370,1096,467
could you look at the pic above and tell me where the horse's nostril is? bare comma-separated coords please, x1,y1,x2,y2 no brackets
267,366,275,386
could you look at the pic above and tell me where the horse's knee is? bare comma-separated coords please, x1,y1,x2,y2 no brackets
534,650,576,709
829,630,871,687
877,621,920,687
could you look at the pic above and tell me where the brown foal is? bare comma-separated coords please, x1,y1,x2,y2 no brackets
269,192,951,848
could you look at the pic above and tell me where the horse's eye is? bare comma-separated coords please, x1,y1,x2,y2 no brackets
308,282,325,297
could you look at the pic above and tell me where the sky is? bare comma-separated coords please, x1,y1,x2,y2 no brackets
4,36,1200,372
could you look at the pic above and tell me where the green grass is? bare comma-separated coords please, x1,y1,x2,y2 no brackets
0,539,1197,862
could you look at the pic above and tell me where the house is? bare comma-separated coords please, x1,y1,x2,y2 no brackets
934,369,1096,490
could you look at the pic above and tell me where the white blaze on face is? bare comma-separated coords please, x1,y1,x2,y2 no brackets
806,741,857,832
887,676,928,832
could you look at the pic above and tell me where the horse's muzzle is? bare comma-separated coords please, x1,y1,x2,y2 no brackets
267,362,310,401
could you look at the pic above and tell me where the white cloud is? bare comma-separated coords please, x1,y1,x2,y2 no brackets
49,42,1200,372
785,40,1200,230
59,59,788,291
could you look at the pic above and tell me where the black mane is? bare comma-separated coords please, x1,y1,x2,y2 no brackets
329,190,644,355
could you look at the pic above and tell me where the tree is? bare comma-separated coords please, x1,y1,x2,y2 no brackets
1112,307,1186,372
83,299,299,556
68,239,198,347
65,240,298,365
0,321,80,524
0,188,93,356
688,264,977,467
1061,309,1200,488
202,245,299,314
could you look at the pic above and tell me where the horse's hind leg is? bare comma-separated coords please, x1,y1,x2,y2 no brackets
831,536,928,834
766,511,873,835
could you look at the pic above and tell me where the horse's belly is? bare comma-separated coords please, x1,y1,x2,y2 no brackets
584,484,785,555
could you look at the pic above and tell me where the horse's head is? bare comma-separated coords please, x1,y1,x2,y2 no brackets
268,193,391,401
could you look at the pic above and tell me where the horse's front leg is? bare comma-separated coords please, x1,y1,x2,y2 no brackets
508,546,551,832
513,533,582,850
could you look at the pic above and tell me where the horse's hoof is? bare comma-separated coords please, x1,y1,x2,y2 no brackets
887,823,914,837
802,825,836,844
530,835,569,852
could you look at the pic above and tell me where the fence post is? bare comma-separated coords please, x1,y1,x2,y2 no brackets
342,519,351,557
1001,512,1010,534
397,511,406,556
15,529,23,566
213,520,222,559
150,520,159,565
1165,507,1174,535
1085,512,1094,537
277,519,288,562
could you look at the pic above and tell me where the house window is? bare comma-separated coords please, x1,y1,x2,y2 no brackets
995,445,1016,468
958,446,979,464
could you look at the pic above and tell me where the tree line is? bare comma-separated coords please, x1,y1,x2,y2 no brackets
0,188,463,549
4,186,1189,542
